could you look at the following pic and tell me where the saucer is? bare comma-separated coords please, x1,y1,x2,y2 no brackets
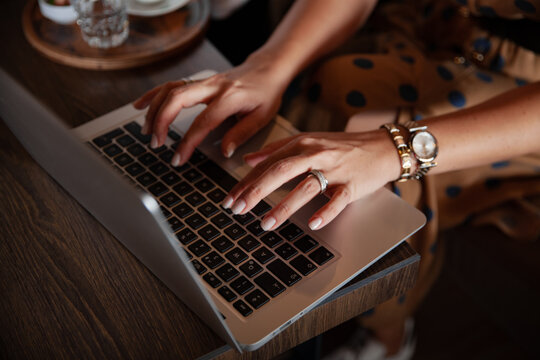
126,0,190,17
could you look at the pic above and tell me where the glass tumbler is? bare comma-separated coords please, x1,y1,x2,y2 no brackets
73,0,129,49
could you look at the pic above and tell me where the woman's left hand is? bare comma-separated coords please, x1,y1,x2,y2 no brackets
223,129,401,231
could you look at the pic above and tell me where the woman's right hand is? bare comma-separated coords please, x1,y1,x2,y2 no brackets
133,54,289,166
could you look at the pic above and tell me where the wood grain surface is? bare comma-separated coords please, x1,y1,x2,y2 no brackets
22,0,210,70
1,1,420,358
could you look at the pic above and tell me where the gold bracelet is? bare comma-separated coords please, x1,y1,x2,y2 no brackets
381,123,412,182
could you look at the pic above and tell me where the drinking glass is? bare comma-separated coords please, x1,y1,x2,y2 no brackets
73,0,129,49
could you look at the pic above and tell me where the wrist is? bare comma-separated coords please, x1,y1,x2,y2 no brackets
245,47,299,91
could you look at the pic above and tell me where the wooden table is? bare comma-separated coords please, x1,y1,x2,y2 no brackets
0,2,419,359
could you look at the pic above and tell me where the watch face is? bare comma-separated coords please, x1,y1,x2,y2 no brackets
411,131,437,161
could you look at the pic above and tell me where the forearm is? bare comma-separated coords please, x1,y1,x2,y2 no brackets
420,82,540,174
246,0,378,86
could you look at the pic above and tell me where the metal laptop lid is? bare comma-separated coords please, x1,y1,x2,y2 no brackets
0,69,242,352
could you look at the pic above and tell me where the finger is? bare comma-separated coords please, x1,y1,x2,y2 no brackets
308,186,351,230
220,108,272,159
243,136,297,167
228,155,313,216
133,86,162,109
152,83,219,146
172,99,240,166
143,86,171,136
260,174,321,231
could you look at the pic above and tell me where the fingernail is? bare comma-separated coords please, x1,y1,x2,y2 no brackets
171,153,181,167
225,142,236,158
150,135,158,149
309,217,322,230
222,196,233,209
260,216,276,231
231,199,246,215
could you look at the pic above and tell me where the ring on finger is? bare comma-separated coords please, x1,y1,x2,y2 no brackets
181,77,196,85
309,169,328,194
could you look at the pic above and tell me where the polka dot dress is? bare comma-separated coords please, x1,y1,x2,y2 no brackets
282,0,540,333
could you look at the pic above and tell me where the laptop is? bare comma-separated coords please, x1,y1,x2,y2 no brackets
0,69,425,352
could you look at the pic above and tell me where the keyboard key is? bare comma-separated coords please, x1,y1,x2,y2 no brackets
172,202,194,219
139,153,158,166
233,300,252,317
113,153,134,166
224,223,246,240
198,160,238,191
245,289,269,309
278,223,304,241
254,272,286,298
185,191,205,207
148,182,168,197
230,276,254,295
182,168,203,182
150,145,167,154
201,251,225,269
261,232,283,248
275,243,298,260
125,162,145,176
225,247,248,265
251,201,272,216
211,236,234,253
252,247,275,264
233,213,255,226
159,149,174,163
194,178,215,193
124,122,151,144
211,213,232,229
267,259,301,287
290,255,317,276
168,130,181,141
161,192,181,207
183,249,193,260
207,188,227,203
247,220,265,237
149,161,169,176
189,149,207,164
127,143,145,157
160,206,172,219
216,263,240,282
172,181,194,197
239,259,263,278
238,235,261,252
203,272,222,288
176,228,197,245
218,286,237,302
188,240,211,257
185,213,207,230
104,128,124,139
294,235,319,253
116,134,135,147
199,202,219,218
104,144,122,157
167,216,184,232
172,162,191,173
136,172,157,187
161,171,181,186
93,135,111,147
309,246,335,266
191,259,207,275
198,224,220,241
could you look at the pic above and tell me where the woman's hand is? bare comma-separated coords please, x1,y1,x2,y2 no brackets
222,130,401,231
133,54,288,166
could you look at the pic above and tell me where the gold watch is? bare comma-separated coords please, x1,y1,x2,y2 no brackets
406,123,438,180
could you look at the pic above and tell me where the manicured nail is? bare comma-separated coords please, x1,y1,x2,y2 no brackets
225,142,236,158
309,217,322,230
171,153,181,167
231,199,246,214
150,135,158,149
260,216,276,231
222,196,233,209
141,121,151,135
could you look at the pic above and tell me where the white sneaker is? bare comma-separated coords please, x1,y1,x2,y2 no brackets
322,318,416,360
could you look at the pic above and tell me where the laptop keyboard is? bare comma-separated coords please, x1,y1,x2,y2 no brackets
89,121,335,318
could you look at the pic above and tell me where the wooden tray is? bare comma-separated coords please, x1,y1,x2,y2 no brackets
22,0,210,70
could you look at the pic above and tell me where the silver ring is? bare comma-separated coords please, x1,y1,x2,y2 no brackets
181,77,195,85
309,170,328,194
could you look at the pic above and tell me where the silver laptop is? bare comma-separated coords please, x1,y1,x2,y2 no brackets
0,69,425,352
